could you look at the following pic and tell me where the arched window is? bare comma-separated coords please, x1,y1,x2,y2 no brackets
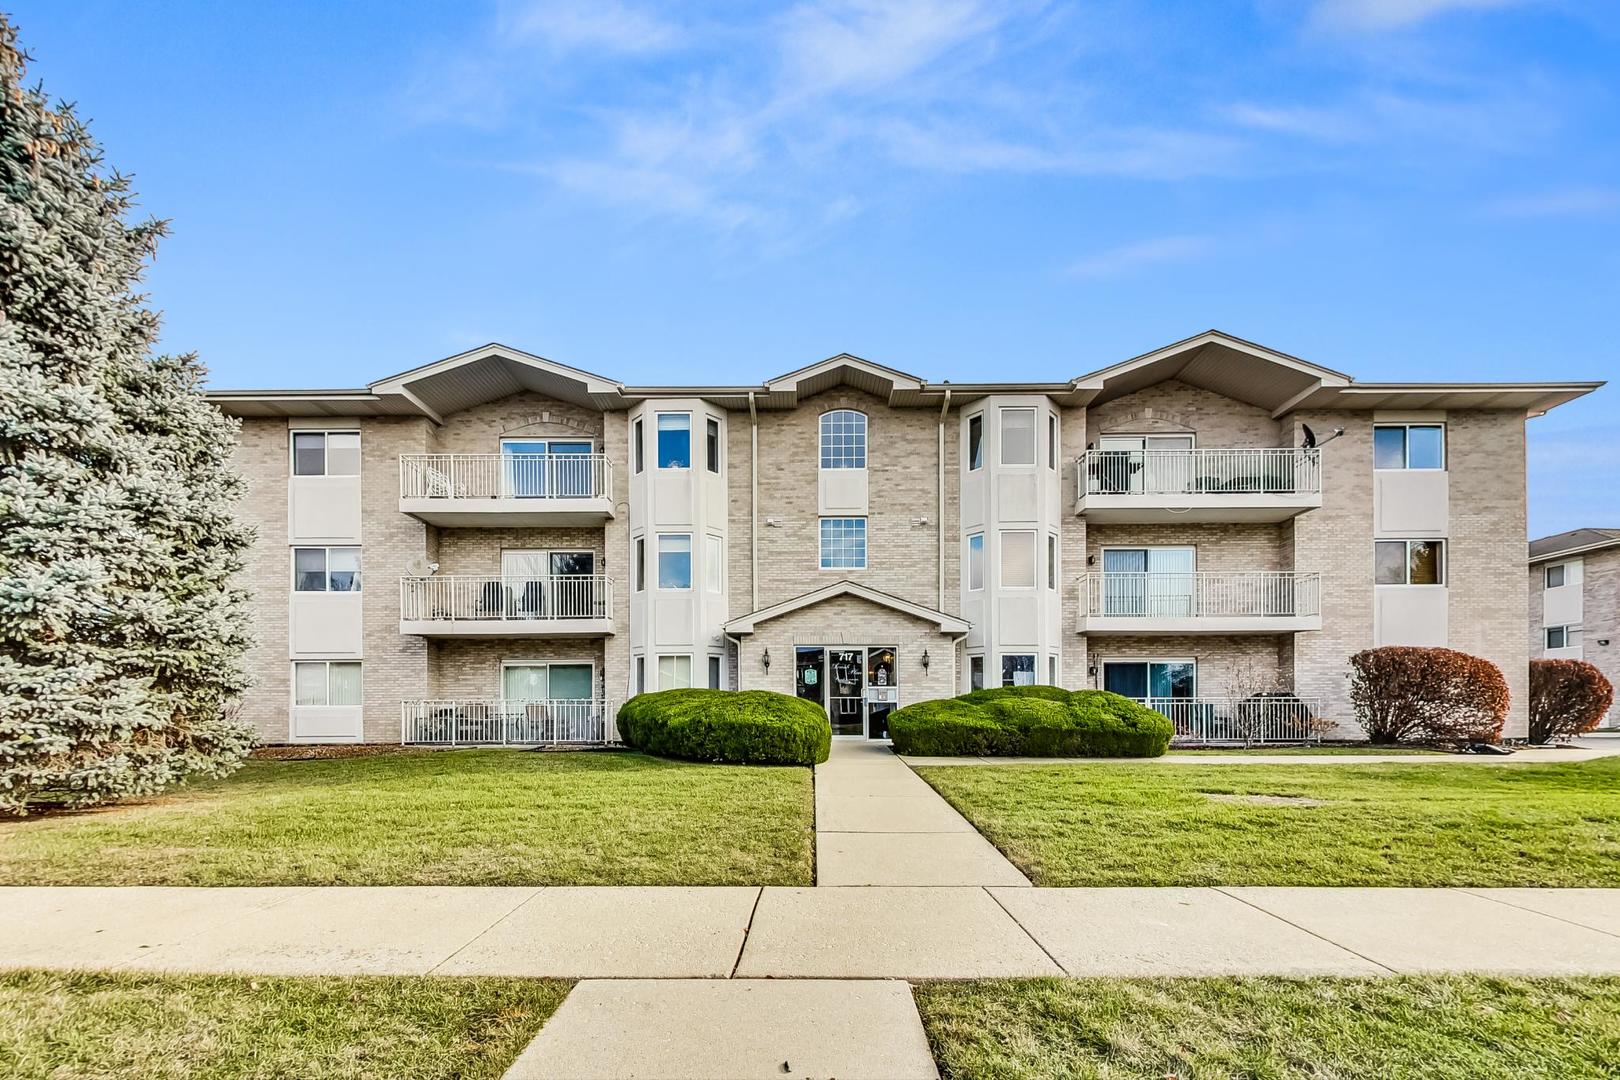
819,410,867,469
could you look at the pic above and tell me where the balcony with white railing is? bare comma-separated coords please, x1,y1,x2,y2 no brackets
399,575,615,638
399,453,615,526
402,698,617,745
1138,696,1326,746
1077,447,1322,523
1077,571,1321,634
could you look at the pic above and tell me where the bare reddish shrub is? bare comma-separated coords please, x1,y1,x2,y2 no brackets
1528,660,1614,744
1348,647,1510,745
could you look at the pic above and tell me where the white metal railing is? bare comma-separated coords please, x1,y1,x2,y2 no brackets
400,575,613,622
1080,572,1320,619
401,699,616,745
1138,696,1325,745
1081,448,1321,498
400,453,613,501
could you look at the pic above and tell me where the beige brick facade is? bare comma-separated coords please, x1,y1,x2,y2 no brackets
220,339,1570,745
1529,544,1620,728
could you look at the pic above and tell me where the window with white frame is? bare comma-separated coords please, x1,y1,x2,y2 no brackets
1047,534,1057,590
969,655,984,690
708,654,723,689
658,534,692,589
706,535,724,592
1373,424,1445,470
291,431,359,476
634,536,646,592
819,410,867,469
657,414,691,469
1375,539,1446,585
967,533,984,590
1001,653,1036,687
706,417,721,473
1048,655,1058,685
1546,625,1583,650
632,418,644,474
293,661,362,706
293,547,361,592
820,518,867,569
1545,564,1566,589
658,654,693,690
1000,530,1036,588
634,655,646,694
1048,414,1057,469
1001,408,1036,465
967,414,984,470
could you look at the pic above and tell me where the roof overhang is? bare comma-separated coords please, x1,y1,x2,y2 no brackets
1528,532,1620,564
723,581,970,635
1072,330,1354,415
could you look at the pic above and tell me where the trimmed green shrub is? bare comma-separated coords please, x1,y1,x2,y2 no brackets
889,686,1172,757
616,689,831,766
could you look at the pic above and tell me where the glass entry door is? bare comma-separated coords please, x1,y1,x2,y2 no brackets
792,645,900,739
827,649,865,737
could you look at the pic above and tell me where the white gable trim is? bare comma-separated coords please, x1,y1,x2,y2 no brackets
724,581,970,635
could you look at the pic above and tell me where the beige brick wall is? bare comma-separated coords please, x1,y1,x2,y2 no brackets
428,638,608,699
1088,380,1283,447
732,389,959,616
233,418,292,742
1083,635,1289,694
436,527,606,576
1084,522,1286,571
1447,410,1529,738
359,417,435,742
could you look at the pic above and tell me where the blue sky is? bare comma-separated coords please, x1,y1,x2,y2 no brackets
10,0,1618,537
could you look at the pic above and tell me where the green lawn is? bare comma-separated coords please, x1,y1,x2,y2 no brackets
914,757,1620,887
0,970,567,1080
0,750,813,886
1165,746,1446,755
915,976,1620,1080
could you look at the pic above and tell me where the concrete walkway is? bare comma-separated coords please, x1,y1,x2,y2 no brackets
814,738,1030,886
7,884,1620,979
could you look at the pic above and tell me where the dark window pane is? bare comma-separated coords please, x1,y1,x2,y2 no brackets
292,433,325,476
1103,662,1148,698
1373,427,1406,469
294,548,327,591
327,548,361,592
706,418,720,473
1546,565,1565,588
1548,626,1565,649
1048,415,1057,469
1001,653,1035,687
969,656,984,690
550,551,594,576
708,655,722,689
634,539,646,591
632,420,644,473
1409,540,1443,585
1407,425,1444,469
657,415,690,469
968,415,983,470
1375,541,1407,585
795,647,825,706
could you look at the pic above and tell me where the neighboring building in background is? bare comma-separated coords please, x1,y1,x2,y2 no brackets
205,330,1599,747
1529,528,1620,729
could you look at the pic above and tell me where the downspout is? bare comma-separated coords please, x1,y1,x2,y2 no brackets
938,389,952,611
749,392,759,613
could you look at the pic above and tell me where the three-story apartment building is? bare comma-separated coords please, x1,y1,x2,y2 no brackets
208,330,1598,746
1529,528,1620,728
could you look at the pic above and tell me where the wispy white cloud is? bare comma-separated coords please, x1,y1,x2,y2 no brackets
498,0,683,54
777,0,1003,93
1065,235,1217,280
1485,186,1620,219
1312,0,1537,33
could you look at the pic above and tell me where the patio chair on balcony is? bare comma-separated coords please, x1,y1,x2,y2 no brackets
477,580,506,619
515,578,546,619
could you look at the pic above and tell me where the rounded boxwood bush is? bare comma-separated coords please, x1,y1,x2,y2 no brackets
616,689,831,766
888,686,1172,757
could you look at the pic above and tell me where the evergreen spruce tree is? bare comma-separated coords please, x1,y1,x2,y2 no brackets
0,16,254,812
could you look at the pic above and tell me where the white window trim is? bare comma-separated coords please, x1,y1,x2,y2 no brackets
998,652,1039,687
818,517,868,571
656,653,695,690
498,660,597,701
1545,564,1567,589
291,660,364,707
1374,538,1448,587
656,412,693,471
967,412,985,472
999,406,1038,467
999,529,1038,590
707,652,726,690
656,532,694,591
1373,422,1447,471
818,409,869,471
291,546,362,593
632,417,645,475
289,429,361,478
967,533,985,592
705,534,725,594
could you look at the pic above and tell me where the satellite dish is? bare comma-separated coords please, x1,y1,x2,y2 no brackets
405,556,436,577
1301,424,1317,449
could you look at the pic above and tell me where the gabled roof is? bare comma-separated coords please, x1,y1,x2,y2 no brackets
723,581,970,635
1529,528,1620,563
205,329,1603,421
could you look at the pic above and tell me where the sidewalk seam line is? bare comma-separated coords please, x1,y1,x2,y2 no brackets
1213,887,1397,974
729,887,765,978
1458,889,1620,941
984,886,1068,975
423,887,544,975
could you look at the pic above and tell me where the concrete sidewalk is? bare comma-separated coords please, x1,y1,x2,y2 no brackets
6,884,1620,979
814,739,1029,886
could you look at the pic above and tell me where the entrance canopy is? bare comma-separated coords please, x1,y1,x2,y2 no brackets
723,581,969,636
